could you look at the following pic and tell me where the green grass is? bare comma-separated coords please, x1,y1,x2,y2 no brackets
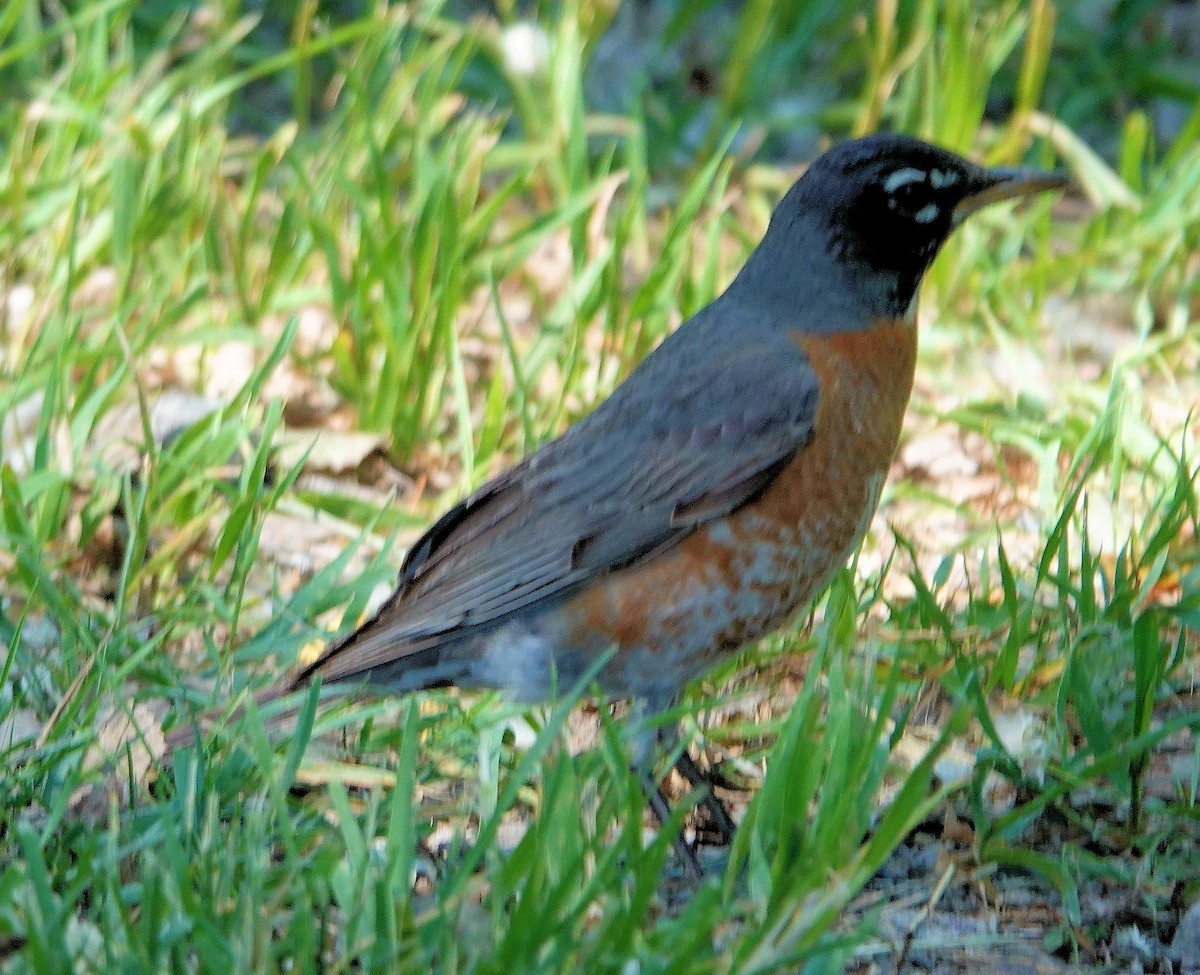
2,0,1200,971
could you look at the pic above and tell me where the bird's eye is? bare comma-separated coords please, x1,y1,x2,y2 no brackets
891,180,924,206
883,167,943,224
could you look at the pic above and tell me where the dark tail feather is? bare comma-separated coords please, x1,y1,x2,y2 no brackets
289,604,472,694
286,614,373,690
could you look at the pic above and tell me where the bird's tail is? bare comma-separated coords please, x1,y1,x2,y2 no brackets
286,604,474,695
160,618,471,765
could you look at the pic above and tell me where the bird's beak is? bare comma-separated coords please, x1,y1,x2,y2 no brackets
953,166,1072,223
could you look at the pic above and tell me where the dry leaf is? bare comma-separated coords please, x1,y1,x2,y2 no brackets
275,428,384,474
70,701,167,820
294,758,397,789
88,390,221,472
0,708,40,750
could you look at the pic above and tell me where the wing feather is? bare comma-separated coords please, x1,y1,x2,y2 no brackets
302,315,822,683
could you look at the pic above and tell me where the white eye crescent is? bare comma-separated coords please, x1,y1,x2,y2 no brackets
930,168,960,188
913,202,940,223
883,167,926,193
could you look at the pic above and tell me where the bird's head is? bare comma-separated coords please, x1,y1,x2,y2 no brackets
736,134,1070,322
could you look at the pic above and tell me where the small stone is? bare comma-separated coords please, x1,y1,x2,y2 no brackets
1170,901,1200,973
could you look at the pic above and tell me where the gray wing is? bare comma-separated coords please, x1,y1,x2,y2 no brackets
304,324,820,680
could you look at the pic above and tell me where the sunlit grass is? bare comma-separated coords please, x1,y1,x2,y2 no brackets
2,0,1199,971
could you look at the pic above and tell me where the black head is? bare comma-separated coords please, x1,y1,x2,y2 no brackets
732,134,1069,324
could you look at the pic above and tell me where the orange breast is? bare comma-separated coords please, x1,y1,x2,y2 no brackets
559,318,918,694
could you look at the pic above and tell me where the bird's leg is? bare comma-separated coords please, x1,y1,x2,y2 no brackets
648,712,737,847
673,747,737,846
626,702,704,877
640,771,704,881
627,699,737,878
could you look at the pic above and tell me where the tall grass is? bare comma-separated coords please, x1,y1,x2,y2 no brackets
2,0,1199,970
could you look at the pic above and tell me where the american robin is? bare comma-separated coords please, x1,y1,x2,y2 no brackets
177,134,1067,846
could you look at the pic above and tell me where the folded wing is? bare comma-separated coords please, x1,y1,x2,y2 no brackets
302,323,822,682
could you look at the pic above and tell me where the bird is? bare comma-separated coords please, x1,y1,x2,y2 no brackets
171,133,1068,855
